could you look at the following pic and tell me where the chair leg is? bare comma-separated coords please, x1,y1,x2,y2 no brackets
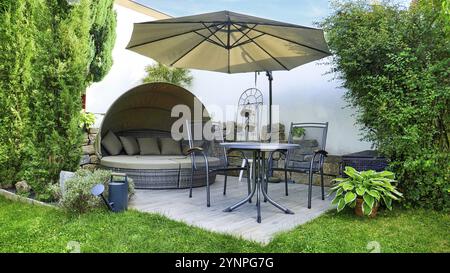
320,168,325,201
223,173,228,195
263,171,268,203
189,169,194,198
308,171,313,209
284,169,289,196
206,171,210,207
238,159,246,181
247,167,252,203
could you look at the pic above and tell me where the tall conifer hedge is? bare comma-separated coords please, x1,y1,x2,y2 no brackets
0,0,116,199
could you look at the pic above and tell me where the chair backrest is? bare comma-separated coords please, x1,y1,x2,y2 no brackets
286,122,328,163
185,120,227,167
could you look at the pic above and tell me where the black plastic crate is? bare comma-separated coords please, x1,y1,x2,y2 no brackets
340,150,388,177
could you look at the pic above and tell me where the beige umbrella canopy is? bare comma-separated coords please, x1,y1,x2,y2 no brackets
126,10,331,133
126,10,330,73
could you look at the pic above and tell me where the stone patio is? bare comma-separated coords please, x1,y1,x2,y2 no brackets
129,175,333,244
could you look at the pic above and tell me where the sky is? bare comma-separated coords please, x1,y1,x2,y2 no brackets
136,0,332,27
136,0,411,27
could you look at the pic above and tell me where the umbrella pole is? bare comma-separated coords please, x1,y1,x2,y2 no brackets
266,71,273,142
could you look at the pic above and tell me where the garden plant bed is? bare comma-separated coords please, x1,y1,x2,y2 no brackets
0,189,56,209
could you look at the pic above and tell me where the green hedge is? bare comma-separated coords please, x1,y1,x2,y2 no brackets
0,0,116,199
320,0,449,210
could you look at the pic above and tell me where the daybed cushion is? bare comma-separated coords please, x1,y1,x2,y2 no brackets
100,155,221,170
171,156,221,168
137,137,160,155
101,131,123,156
119,136,140,155
160,138,182,155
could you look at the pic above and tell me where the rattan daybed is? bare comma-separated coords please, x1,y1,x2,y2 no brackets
94,82,222,189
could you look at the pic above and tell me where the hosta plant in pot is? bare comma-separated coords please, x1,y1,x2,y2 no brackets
330,167,403,217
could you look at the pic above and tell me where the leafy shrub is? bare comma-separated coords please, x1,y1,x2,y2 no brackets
79,111,96,129
59,169,135,214
330,167,403,216
320,0,449,210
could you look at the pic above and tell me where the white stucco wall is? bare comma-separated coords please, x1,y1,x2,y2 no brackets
86,3,372,155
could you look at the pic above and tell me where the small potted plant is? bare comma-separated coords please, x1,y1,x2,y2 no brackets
291,127,306,141
329,166,403,217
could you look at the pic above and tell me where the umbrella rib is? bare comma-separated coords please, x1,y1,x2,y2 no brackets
170,24,226,66
230,24,258,48
201,22,227,48
232,23,289,70
235,23,331,56
126,23,221,49
193,30,226,48
227,22,231,73
231,33,265,49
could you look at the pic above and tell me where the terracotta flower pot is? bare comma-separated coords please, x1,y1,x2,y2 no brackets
355,198,379,218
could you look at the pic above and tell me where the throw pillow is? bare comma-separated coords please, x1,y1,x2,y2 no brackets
101,131,123,156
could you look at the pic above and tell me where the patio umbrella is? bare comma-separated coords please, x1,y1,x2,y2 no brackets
126,10,331,135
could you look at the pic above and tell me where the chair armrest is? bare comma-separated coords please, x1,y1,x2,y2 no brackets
185,147,204,155
185,147,209,172
268,149,287,169
310,149,328,171
268,149,287,161
227,149,249,166
314,149,328,157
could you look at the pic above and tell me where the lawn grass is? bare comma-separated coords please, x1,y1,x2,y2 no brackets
0,196,448,253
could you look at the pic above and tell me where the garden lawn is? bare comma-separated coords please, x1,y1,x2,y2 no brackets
0,196,448,253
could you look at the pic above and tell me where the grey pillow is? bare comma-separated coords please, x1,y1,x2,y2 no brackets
119,136,140,155
101,131,123,156
160,138,182,155
137,138,160,155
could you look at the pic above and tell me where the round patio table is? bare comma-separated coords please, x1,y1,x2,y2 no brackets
220,142,299,223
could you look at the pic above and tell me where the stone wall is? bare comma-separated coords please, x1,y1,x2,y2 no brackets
80,127,100,171
271,155,341,187
227,152,341,187
224,122,342,187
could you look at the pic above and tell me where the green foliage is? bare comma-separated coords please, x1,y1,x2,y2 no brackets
0,0,35,186
320,0,450,210
142,63,194,88
58,169,135,214
59,169,110,213
330,167,403,216
292,127,306,138
0,0,116,193
79,111,96,129
88,0,116,83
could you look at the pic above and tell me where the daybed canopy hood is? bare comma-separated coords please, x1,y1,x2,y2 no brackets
96,82,210,157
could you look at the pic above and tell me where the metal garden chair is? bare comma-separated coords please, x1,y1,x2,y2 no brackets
268,122,329,209
185,120,252,207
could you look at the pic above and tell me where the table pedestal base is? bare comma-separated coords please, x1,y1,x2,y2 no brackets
224,151,294,223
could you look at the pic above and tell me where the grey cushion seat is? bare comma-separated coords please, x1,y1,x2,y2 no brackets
101,155,221,170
